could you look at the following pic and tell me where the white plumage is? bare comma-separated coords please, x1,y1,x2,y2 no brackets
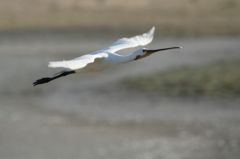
48,53,109,70
33,27,181,86
48,27,155,70
106,26,155,53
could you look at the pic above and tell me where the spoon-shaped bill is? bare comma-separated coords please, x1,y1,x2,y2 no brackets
145,46,182,54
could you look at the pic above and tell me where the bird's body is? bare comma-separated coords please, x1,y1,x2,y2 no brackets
33,27,181,86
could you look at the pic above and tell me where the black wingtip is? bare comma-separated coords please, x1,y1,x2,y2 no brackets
33,77,52,86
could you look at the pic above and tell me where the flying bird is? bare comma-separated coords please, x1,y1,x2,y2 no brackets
33,27,181,86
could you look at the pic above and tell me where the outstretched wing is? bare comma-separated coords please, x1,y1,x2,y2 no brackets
47,27,155,70
106,26,155,53
48,53,108,70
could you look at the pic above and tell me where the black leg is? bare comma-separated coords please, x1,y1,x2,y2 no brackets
33,70,76,86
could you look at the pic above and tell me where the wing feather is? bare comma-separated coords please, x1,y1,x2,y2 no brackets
106,27,155,53
48,27,155,70
48,53,108,70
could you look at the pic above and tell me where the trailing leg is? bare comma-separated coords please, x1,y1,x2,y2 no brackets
33,70,76,86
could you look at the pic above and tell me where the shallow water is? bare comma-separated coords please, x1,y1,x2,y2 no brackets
0,32,240,159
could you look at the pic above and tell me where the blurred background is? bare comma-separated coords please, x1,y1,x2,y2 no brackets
0,0,240,159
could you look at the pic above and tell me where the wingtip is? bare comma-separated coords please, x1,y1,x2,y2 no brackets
48,61,56,68
150,26,155,34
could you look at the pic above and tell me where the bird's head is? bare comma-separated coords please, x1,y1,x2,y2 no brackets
134,46,182,61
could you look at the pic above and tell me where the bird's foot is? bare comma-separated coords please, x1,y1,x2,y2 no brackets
33,77,52,86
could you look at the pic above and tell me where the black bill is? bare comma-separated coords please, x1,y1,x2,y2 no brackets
145,46,182,54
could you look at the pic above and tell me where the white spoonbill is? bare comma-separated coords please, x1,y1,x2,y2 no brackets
33,27,181,86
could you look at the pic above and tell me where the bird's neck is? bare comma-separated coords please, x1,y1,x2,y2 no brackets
117,51,141,63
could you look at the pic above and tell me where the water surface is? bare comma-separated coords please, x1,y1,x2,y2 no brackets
0,32,240,159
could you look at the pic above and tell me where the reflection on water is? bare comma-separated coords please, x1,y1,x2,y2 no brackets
0,32,240,159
